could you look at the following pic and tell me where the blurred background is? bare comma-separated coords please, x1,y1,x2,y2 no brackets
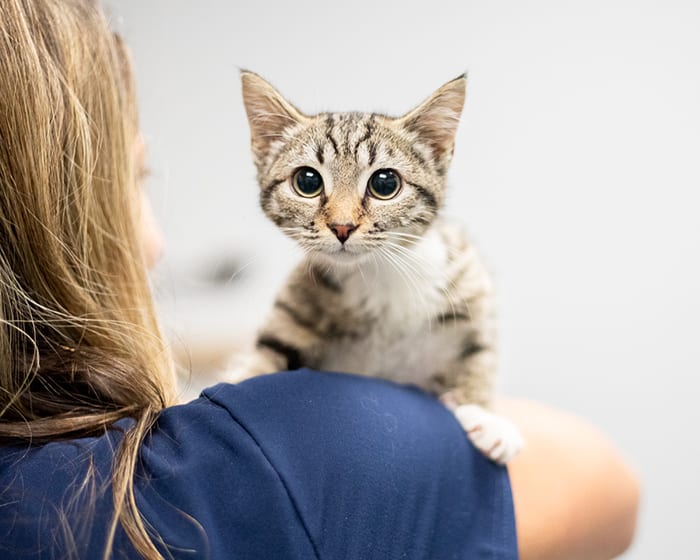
106,1,698,558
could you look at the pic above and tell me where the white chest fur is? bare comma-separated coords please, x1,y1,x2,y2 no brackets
317,228,464,388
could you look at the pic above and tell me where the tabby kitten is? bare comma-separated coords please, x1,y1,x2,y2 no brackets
232,71,523,463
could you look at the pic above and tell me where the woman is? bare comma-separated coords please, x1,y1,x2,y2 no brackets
0,1,639,558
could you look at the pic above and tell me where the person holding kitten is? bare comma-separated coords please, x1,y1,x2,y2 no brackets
0,1,638,559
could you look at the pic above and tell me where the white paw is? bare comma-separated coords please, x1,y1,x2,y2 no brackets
453,404,524,465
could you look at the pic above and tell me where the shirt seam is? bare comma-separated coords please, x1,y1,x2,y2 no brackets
201,392,323,560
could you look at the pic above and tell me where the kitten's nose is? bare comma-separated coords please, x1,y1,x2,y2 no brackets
328,222,358,244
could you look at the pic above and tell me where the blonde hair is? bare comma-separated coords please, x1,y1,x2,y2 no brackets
0,0,177,557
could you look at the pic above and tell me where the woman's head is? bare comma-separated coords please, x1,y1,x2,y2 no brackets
0,0,175,437
0,1,176,556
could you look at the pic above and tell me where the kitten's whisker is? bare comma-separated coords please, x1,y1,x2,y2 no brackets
356,260,368,288
222,257,259,286
383,231,463,259
383,241,435,282
383,241,465,324
305,259,315,287
376,248,421,312
324,261,333,278
379,245,433,329
370,247,380,275
383,231,423,241
375,246,413,293
278,226,305,233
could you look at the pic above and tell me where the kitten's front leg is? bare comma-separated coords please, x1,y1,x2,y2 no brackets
429,225,523,462
224,344,284,384
223,267,330,384
435,351,524,465
224,320,320,384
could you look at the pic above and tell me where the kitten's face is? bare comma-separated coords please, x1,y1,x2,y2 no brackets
241,72,465,266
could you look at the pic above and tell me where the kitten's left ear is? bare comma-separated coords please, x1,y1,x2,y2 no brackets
240,70,308,163
397,75,466,162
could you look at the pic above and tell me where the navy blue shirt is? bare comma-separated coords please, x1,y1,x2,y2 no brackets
0,369,518,559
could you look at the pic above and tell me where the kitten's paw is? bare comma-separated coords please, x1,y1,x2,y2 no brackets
453,404,524,464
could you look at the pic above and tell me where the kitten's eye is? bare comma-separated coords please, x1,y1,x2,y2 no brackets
368,169,401,200
293,167,324,198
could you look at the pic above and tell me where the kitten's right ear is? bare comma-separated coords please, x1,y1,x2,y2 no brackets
240,71,307,162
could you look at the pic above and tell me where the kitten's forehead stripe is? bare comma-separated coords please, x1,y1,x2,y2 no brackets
368,141,377,166
343,117,353,157
352,116,374,162
325,115,339,155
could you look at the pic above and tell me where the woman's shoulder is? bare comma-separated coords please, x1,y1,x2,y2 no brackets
154,369,517,559
0,369,518,559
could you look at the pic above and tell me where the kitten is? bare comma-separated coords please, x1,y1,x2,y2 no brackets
231,71,523,464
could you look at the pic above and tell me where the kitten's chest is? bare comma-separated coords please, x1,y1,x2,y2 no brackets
343,227,448,317
320,323,463,388
316,231,463,385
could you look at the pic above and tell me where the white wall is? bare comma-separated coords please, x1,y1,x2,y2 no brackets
107,1,700,558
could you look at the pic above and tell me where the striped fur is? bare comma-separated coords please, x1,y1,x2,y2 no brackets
233,72,523,463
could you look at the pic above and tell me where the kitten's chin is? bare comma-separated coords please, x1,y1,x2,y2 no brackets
310,247,371,268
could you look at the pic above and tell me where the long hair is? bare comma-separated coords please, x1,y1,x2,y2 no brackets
0,0,177,557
